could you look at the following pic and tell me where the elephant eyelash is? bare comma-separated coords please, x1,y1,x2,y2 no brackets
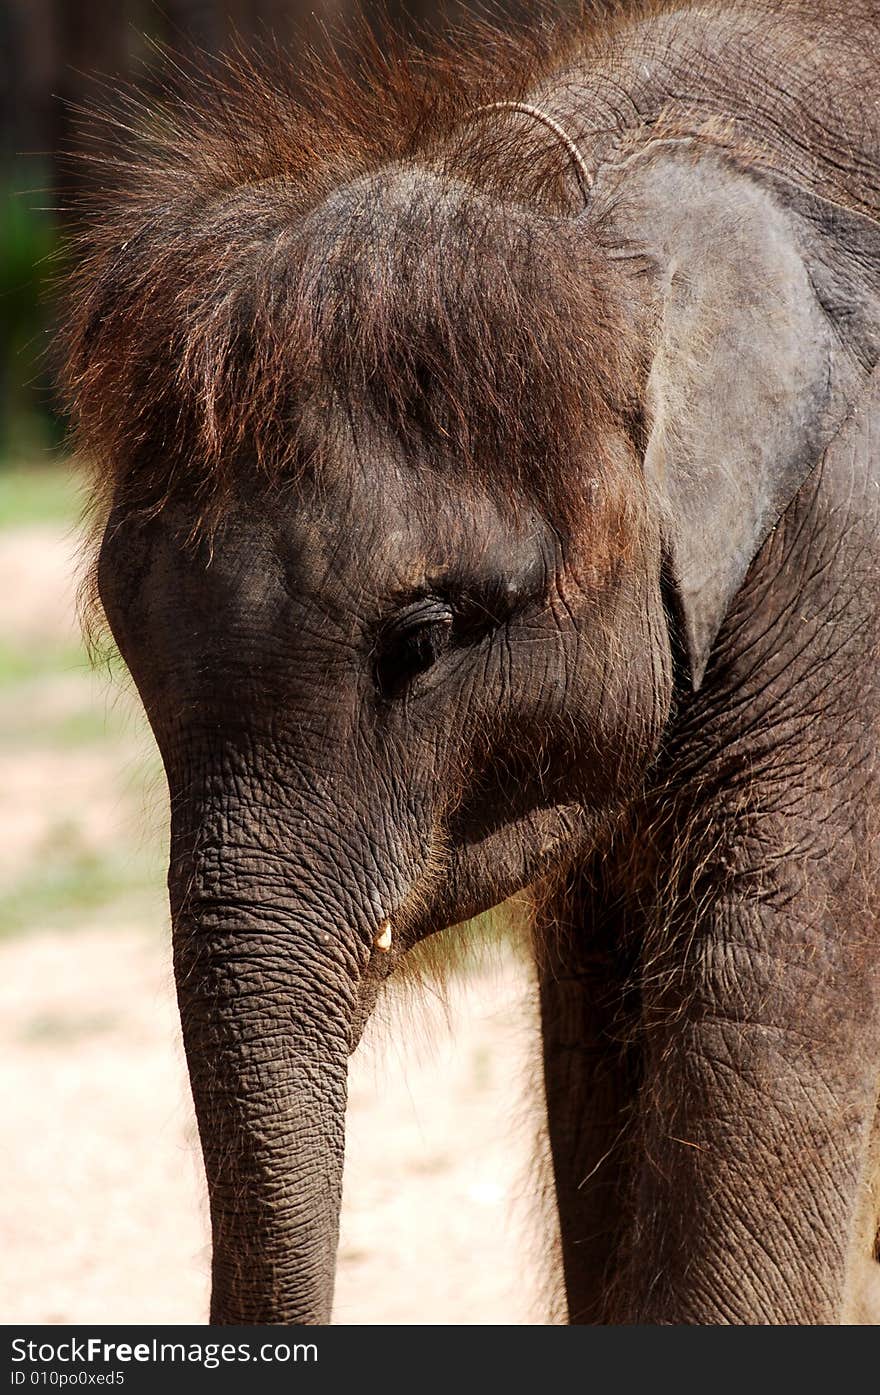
373,599,454,699
372,589,508,700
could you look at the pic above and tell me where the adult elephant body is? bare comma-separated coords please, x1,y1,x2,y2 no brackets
64,1,880,1323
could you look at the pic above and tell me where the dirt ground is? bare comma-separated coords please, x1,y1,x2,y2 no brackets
0,504,556,1325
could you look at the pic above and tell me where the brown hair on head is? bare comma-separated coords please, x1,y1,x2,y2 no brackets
61,5,649,540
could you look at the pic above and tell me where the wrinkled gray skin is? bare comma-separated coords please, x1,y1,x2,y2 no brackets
98,16,880,1323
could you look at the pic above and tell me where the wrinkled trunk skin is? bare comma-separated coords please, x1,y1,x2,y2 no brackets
173,903,354,1325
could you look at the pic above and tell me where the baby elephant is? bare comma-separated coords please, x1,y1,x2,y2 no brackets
64,0,880,1323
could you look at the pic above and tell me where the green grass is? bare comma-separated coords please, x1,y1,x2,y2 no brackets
0,460,165,938
23,704,130,749
0,820,163,940
0,694,145,750
0,628,164,934
20,1011,120,1044
0,462,82,530
0,625,148,752
0,638,89,685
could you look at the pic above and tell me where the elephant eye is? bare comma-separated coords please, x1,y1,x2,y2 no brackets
374,599,454,698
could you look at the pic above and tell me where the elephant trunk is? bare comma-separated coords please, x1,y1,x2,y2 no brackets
172,898,356,1325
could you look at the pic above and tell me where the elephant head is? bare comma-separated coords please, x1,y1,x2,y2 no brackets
64,52,861,1324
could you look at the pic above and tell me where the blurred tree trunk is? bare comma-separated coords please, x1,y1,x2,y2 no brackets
159,1,356,50
51,0,129,204
4,0,59,166
162,0,228,49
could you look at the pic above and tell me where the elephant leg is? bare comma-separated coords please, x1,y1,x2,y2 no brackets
620,804,880,1325
537,867,642,1323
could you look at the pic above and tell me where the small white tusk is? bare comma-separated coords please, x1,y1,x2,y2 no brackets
373,919,393,952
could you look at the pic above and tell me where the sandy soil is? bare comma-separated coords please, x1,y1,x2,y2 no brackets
0,525,83,647
0,925,551,1324
0,518,556,1325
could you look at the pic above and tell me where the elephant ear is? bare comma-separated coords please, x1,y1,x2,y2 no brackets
617,152,849,689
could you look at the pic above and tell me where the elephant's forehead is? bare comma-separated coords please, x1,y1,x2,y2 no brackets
271,465,536,604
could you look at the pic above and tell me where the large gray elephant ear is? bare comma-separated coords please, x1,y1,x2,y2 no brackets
631,156,851,690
